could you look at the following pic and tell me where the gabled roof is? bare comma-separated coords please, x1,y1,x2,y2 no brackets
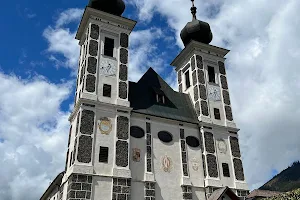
40,172,64,200
247,189,282,198
208,187,239,200
129,67,198,123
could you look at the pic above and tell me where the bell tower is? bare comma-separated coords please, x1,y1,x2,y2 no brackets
74,0,136,107
171,0,248,198
60,1,136,200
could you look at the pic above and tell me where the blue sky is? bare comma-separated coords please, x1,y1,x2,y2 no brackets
0,0,300,199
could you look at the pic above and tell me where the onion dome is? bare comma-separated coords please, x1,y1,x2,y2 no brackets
88,0,126,16
180,0,213,46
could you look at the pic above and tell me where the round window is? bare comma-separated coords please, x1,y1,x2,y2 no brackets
186,136,200,147
158,131,173,143
130,126,145,138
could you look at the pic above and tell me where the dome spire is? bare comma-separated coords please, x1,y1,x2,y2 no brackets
190,0,197,20
180,0,213,46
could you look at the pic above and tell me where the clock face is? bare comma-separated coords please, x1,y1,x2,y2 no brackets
99,59,117,76
208,85,221,101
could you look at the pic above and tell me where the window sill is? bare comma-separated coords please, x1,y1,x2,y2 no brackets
101,54,117,60
208,82,219,87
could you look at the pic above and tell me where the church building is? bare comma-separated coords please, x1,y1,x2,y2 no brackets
40,0,249,199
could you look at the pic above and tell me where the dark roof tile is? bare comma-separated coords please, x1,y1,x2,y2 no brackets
129,67,198,123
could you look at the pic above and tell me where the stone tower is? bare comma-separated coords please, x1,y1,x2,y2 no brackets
60,1,136,200
171,0,248,198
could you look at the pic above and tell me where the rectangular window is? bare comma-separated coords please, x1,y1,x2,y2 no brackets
68,125,72,147
208,66,215,83
103,84,112,97
214,108,221,120
185,70,191,89
222,163,230,177
156,94,165,104
99,146,109,163
104,37,114,57
69,151,73,167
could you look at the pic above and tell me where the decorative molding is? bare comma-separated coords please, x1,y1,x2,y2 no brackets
162,155,172,173
98,118,112,135
76,7,137,40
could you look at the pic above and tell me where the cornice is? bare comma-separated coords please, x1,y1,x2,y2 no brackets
69,98,133,122
76,7,137,40
171,40,230,71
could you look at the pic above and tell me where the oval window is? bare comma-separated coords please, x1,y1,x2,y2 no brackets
158,131,173,143
186,136,200,147
130,126,145,138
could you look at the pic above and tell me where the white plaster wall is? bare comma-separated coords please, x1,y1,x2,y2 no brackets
151,119,184,200
131,181,144,200
129,117,146,182
185,126,205,187
213,127,235,188
92,176,112,200
93,107,117,176
97,28,119,105
193,187,206,200
207,85,226,126
62,182,68,200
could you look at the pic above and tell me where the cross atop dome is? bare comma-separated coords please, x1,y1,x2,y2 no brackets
191,0,197,20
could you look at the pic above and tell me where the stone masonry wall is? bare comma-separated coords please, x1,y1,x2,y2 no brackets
67,174,92,200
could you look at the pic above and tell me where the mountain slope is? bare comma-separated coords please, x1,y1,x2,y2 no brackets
265,188,300,200
260,161,300,192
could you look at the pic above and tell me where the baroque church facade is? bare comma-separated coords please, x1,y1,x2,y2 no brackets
41,0,249,200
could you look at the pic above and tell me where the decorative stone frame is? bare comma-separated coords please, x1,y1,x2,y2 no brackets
115,115,129,167
112,178,131,200
146,122,152,172
67,174,92,200
180,129,189,176
182,185,192,199
144,182,155,200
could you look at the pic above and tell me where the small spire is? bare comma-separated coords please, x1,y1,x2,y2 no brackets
190,0,197,20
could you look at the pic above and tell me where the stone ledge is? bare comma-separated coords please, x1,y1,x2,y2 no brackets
144,173,155,182
113,168,131,178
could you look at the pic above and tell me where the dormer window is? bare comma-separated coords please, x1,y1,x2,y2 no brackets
153,87,165,104
156,94,165,104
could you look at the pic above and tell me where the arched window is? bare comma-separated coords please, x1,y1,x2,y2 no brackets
158,131,173,143
130,126,145,138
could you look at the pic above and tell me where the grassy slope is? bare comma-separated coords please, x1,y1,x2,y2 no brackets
260,161,300,192
264,188,300,200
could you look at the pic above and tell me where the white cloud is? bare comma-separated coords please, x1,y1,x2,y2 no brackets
128,0,300,190
0,73,71,200
129,28,165,81
2,2,299,200
55,8,84,28
43,8,83,70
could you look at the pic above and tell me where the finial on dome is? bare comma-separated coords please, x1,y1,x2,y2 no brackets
180,0,213,46
190,0,197,20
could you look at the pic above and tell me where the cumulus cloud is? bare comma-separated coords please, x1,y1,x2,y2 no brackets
43,8,83,70
0,73,71,200
129,28,164,81
128,0,300,190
